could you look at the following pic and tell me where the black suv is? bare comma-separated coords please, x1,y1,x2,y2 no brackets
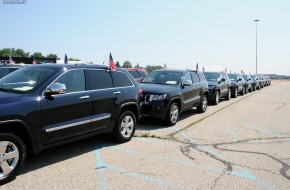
140,69,208,126
0,64,140,184
203,71,231,105
242,74,254,93
0,64,25,78
251,75,261,91
228,73,245,98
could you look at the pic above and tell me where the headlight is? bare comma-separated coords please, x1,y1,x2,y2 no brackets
208,85,215,89
149,94,167,101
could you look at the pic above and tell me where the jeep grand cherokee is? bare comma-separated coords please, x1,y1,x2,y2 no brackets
0,64,140,184
140,69,208,126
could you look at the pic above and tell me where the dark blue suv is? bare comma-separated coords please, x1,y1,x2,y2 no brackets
0,64,141,184
203,71,231,105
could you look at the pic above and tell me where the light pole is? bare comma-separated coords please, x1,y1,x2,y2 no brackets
254,19,259,74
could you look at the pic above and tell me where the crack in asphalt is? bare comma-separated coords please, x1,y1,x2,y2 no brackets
274,98,289,111
212,139,290,180
135,83,290,188
232,163,280,176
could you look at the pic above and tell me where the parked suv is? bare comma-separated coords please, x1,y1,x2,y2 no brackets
228,73,245,98
242,74,254,93
0,64,25,78
0,64,140,184
203,71,231,105
251,75,261,91
126,68,148,83
140,69,208,126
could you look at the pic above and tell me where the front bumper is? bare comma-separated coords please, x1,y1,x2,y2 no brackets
140,101,169,119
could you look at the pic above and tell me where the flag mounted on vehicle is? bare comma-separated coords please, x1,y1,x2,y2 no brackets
196,63,199,73
8,56,14,64
164,63,167,69
109,53,116,71
32,56,37,65
64,54,68,64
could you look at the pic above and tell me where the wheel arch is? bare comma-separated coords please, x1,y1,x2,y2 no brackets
0,120,34,154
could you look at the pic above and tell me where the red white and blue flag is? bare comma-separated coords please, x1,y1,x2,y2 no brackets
32,56,37,65
109,53,116,71
64,54,68,64
9,56,14,64
164,63,167,69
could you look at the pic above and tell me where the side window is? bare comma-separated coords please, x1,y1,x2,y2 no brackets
138,71,147,78
198,73,206,82
88,70,113,90
0,68,9,78
111,71,133,87
184,73,192,83
54,69,85,93
191,72,200,83
221,73,226,80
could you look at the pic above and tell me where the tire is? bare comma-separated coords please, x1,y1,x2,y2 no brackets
164,102,179,126
113,110,136,143
197,94,208,113
213,91,219,105
232,87,238,98
0,133,26,185
245,85,248,94
225,88,231,100
240,86,245,95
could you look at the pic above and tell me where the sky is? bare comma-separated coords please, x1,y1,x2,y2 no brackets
1,0,290,75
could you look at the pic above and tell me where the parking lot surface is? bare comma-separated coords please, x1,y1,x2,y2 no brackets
1,80,289,190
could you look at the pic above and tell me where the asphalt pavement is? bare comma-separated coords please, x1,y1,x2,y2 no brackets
1,80,290,190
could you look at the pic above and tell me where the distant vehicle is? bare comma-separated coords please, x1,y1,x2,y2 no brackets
242,74,254,93
0,64,141,184
265,76,271,86
228,73,245,98
254,74,265,88
140,69,208,126
203,71,231,105
126,68,148,83
251,75,261,90
0,64,25,78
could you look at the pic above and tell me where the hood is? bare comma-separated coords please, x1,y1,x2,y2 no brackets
208,81,218,86
0,91,22,104
140,83,178,94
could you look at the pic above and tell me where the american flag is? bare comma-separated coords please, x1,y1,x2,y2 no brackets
109,53,116,71
32,56,37,65
137,63,140,70
64,54,68,64
164,63,167,69
202,67,205,72
196,63,199,73
9,56,14,64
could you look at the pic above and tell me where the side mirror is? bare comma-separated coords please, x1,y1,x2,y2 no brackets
183,80,193,87
45,83,67,96
221,78,226,82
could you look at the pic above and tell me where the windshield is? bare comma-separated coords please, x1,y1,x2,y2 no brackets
0,67,57,93
228,74,237,81
128,70,139,78
203,72,219,82
142,70,182,85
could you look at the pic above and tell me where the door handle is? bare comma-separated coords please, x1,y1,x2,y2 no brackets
79,95,90,99
113,91,122,95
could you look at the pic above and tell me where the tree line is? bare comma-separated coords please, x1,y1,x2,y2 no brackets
0,48,80,61
0,48,164,72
